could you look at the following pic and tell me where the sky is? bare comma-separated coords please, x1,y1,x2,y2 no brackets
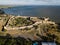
0,0,60,5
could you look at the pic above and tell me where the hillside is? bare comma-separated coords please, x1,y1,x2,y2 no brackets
0,14,60,45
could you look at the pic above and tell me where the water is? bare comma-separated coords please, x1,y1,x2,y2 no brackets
3,5,60,23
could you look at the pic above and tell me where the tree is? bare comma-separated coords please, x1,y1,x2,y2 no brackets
0,9,5,14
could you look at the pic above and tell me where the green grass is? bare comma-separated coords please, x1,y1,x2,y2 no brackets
0,5,14,8
9,17,33,27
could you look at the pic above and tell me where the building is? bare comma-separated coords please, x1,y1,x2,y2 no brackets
32,41,56,45
41,42,56,45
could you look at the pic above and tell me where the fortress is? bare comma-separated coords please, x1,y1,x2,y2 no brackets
4,16,55,30
0,14,57,41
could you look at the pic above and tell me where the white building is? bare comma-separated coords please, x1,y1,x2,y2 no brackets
41,42,56,45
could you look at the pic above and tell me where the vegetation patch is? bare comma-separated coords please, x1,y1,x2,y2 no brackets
8,17,34,27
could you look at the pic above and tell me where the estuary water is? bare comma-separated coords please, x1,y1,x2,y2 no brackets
3,5,60,23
